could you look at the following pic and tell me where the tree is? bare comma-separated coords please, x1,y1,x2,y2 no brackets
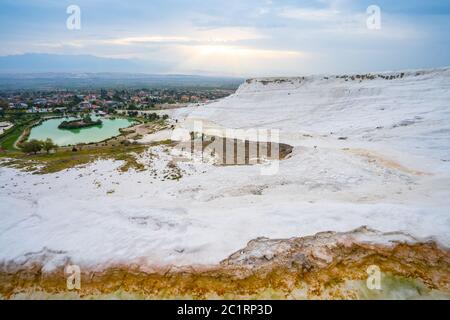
0,99,8,109
83,114,92,123
21,139,43,154
69,95,83,107
42,138,58,154
146,113,160,121
128,103,138,110
100,89,108,99
112,93,123,102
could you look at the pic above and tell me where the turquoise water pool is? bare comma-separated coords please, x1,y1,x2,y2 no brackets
28,116,135,146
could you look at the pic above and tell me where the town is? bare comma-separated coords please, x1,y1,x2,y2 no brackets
0,87,235,115
0,86,236,153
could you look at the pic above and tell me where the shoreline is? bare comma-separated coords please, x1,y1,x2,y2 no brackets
14,115,142,149
13,115,61,149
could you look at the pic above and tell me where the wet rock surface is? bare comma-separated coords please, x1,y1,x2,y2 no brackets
1,227,448,299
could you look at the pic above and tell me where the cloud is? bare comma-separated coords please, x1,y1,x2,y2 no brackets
183,44,303,58
101,27,267,46
0,0,449,76
175,44,307,76
278,7,341,21
102,36,192,45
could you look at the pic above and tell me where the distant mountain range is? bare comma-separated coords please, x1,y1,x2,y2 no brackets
0,53,147,74
0,54,243,90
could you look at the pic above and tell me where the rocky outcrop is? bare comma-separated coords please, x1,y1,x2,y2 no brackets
1,227,449,299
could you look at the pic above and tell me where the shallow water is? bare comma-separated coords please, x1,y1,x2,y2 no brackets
5,274,448,300
28,115,134,146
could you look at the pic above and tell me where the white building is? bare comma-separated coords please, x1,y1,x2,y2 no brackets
78,102,92,110
13,103,28,109
0,122,13,135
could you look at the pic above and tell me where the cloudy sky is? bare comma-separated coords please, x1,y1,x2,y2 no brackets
1,0,449,76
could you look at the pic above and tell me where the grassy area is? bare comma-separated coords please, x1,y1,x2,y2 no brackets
0,144,147,174
0,112,63,151
0,112,142,152
0,117,39,151
0,113,172,173
0,125,23,150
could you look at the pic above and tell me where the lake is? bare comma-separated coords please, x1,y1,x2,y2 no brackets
28,115,135,146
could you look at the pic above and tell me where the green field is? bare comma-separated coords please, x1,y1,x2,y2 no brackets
0,120,35,151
